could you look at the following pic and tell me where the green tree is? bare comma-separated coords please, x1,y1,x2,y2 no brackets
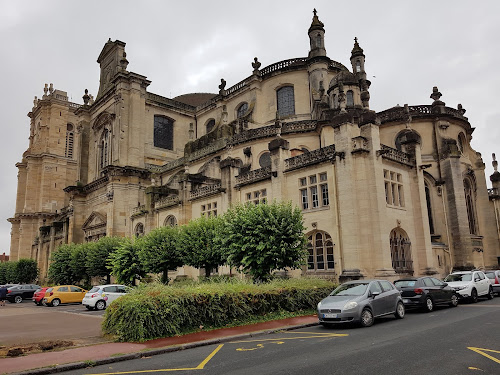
177,215,226,277
15,258,39,283
4,261,18,283
87,237,125,284
48,244,77,285
109,238,146,286
0,262,8,284
222,201,308,282
70,243,92,288
137,226,183,283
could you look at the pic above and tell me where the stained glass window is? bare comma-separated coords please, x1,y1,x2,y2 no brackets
277,86,295,117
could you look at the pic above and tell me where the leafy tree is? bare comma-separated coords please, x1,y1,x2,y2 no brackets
137,226,183,283
15,258,39,283
0,262,9,284
70,243,92,287
222,201,308,282
4,261,17,283
87,237,125,283
177,215,226,277
48,244,77,285
109,238,146,286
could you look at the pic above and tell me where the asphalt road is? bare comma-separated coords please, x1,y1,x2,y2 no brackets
66,298,500,375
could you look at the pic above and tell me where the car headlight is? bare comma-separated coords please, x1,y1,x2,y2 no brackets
317,301,322,309
343,301,358,310
454,286,467,291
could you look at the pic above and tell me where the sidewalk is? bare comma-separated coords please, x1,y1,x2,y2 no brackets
1,315,319,375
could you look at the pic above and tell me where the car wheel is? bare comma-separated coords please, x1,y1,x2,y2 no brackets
487,287,494,300
470,289,478,303
360,308,374,327
14,295,23,304
424,297,434,312
395,301,405,319
95,300,106,311
449,294,459,307
85,306,93,310
51,298,61,307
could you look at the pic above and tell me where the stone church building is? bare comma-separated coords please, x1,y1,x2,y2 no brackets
8,11,500,281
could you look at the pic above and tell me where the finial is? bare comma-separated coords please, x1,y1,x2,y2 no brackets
43,83,48,95
83,89,90,106
313,8,317,16
457,103,466,115
120,51,129,71
351,37,364,57
252,57,261,75
218,78,226,95
430,86,442,101
493,153,498,172
354,37,358,43
49,83,54,94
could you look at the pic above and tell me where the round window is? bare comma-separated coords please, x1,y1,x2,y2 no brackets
259,152,271,168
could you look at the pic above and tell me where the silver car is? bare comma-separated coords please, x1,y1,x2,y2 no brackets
317,280,405,327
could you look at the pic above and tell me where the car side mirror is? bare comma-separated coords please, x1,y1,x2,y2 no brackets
371,291,380,298
442,282,448,287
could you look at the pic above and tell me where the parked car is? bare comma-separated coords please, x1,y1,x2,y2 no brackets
444,270,494,302
317,280,405,327
82,284,128,310
32,287,50,306
484,270,500,295
6,284,41,303
394,277,458,311
43,285,87,307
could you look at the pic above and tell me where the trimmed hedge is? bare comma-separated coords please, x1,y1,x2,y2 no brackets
102,278,336,342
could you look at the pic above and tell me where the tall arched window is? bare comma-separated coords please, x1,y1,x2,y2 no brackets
206,119,215,134
164,215,177,227
346,90,354,107
390,228,413,274
154,115,174,150
65,123,74,158
307,232,334,271
355,60,361,72
424,182,435,234
277,86,295,117
99,130,109,169
134,223,144,237
464,178,478,234
316,33,322,48
237,103,248,119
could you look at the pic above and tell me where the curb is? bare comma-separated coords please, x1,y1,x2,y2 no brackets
13,322,319,375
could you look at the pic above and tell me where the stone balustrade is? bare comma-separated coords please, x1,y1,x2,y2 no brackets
189,183,222,200
131,204,148,217
235,166,272,187
260,58,308,77
379,144,414,166
377,105,468,124
284,144,336,172
154,196,180,210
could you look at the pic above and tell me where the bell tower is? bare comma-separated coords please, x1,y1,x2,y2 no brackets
308,9,326,58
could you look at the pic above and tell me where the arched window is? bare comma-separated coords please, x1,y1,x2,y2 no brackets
464,178,478,234
154,115,174,150
355,60,361,72
99,130,109,169
164,215,177,227
316,33,322,48
65,123,74,158
346,90,354,107
259,152,271,168
424,182,435,234
237,103,248,119
134,223,144,237
390,229,413,274
332,94,337,109
395,129,421,151
307,232,334,271
458,132,466,154
277,86,295,117
206,119,215,134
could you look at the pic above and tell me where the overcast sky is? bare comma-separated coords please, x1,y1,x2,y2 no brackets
1,1,499,255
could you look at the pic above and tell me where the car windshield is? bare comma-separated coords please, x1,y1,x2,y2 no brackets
445,274,472,282
88,287,100,293
330,283,368,296
394,280,416,287
46,288,53,293
485,272,495,279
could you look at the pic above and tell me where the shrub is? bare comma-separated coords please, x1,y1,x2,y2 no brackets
102,278,335,342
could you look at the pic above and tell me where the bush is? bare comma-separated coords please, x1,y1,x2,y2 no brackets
0,259,39,284
102,278,336,342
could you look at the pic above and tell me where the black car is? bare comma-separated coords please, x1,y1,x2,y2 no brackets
394,277,458,312
7,284,41,303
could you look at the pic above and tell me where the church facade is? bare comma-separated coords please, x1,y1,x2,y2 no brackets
8,11,500,281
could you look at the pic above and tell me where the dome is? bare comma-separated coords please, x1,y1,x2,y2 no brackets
329,70,357,89
173,93,217,107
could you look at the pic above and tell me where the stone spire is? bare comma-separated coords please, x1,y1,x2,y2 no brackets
351,37,364,59
308,9,326,58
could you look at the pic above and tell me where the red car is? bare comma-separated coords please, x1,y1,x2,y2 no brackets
32,287,49,306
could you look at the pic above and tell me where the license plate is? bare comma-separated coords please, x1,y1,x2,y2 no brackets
323,313,337,318
403,299,410,303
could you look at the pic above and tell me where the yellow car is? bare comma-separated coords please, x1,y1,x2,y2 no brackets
43,285,87,307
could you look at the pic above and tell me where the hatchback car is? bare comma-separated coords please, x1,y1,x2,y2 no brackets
6,284,41,303
43,285,87,307
82,284,128,310
394,277,458,311
32,287,50,306
484,270,500,295
444,271,494,302
317,280,405,327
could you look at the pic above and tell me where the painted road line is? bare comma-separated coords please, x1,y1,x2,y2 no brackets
86,344,224,375
460,305,500,308
468,347,500,365
230,331,348,344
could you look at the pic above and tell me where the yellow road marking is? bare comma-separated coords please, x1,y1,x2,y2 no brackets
468,367,485,371
461,305,500,308
230,332,348,344
236,343,265,351
468,347,500,364
86,344,224,375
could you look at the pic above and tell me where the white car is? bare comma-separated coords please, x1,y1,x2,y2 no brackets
82,284,128,310
444,271,494,303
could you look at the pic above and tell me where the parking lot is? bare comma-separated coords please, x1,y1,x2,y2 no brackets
0,301,106,346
